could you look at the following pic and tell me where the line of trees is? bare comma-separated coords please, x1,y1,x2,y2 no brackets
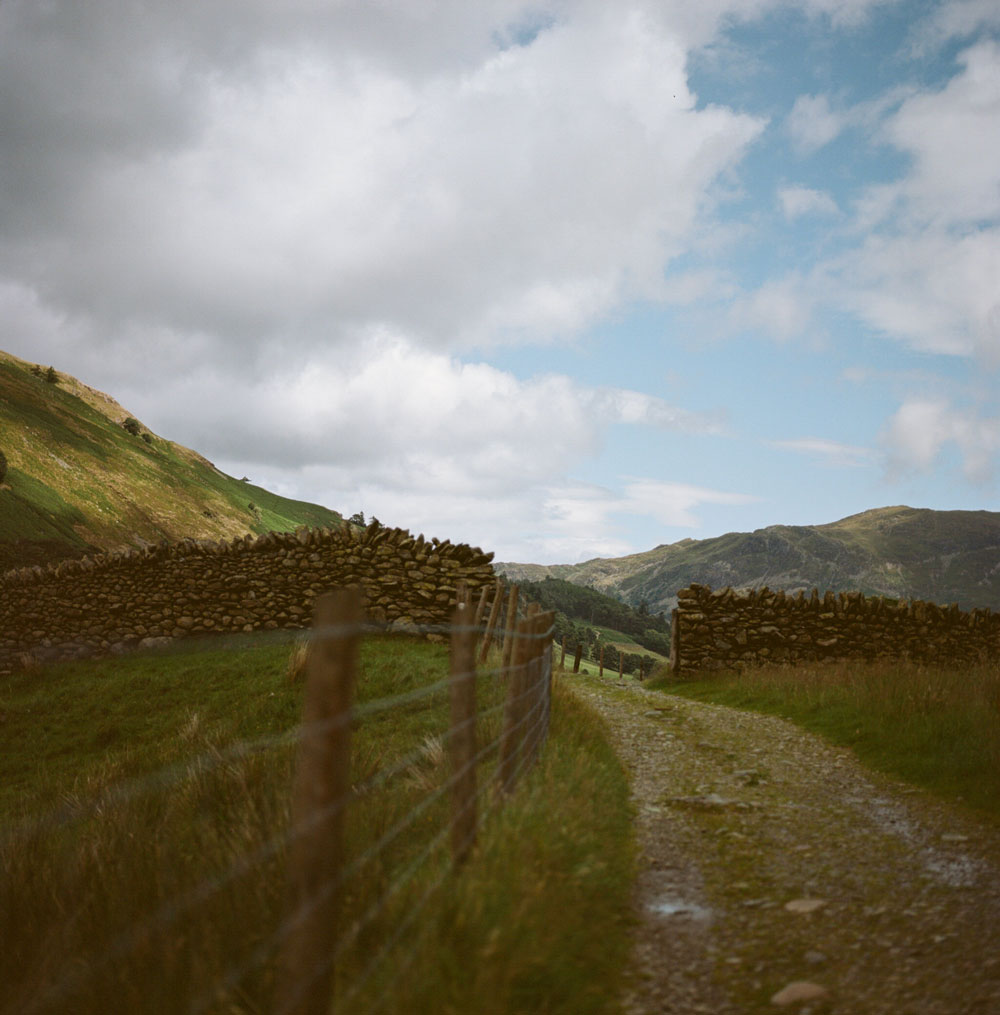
519,577,670,656
521,578,668,677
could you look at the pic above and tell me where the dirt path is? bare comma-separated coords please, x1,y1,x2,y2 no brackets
568,675,1000,1015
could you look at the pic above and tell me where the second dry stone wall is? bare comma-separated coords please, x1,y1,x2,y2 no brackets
671,583,1000,674
0,522,495,671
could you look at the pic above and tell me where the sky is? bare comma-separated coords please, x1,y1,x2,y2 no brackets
2,0,999,564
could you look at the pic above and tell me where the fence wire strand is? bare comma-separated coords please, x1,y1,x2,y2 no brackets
7,611,557,1015
196,661,551,1012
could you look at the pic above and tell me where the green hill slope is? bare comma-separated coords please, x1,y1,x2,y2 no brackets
0,350,343,570
498,506,1000,614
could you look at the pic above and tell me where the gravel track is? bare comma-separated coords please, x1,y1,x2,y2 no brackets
569,675,1000,1014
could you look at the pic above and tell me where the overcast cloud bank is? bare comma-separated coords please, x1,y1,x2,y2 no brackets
2,0,998,560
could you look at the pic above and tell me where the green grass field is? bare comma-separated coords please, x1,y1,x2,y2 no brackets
589,624,669,664
650,658,1000,820
1,633,634,1014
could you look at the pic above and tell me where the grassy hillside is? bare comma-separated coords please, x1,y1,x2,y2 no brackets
0,351,343,570
498,506,1000,615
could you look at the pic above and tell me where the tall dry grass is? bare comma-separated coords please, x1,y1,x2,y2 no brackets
659,657,1000,816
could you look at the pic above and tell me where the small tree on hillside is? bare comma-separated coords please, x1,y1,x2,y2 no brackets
122,417,141,436
0,449,7,484
45,366,58,384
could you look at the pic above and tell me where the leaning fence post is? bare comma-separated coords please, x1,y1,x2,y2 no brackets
524,612,555,767
478,578,504,665
274,587,361,1015
498,614,533,794
473,585,489,630
572,641,582,674
500,584,520,671
541,615,554,748
449,589,477,866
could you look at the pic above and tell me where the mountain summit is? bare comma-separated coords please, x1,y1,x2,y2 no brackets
497,506,1000,613
0,350,343,571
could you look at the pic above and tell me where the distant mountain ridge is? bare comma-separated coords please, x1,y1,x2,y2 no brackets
497,506,1000,614
0,350,344,570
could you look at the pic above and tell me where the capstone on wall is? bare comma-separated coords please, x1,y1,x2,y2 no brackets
0,523,495,672
670,583,1000,674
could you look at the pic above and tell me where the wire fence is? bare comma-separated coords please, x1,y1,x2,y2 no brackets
2,581,556,1015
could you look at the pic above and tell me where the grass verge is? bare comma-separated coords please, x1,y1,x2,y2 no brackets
1,635,633,1014
649,658,1000,819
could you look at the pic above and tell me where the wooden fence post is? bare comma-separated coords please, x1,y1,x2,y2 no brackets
524,612,555,767
572,641,582,674
273,588,361,1015
473,585,489,630
599,643,605,678
669,608,680,676
541,615,554,748
478,578,504,665
449,587,477,866
498,613,533,794
500,584,520,671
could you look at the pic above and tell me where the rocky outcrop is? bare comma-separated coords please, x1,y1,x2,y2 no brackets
670,583,1000,674
0,522,495,671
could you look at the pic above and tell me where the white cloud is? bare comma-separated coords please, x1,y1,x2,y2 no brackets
525,479,759,562
778,185,839,219
786,94,848,152
735,274,815,341
0,1,765,367
883,399,1000,482
107,332,729,561
840,228,1000,359
660,268,737,306
616,479,759,528
771,437,879,468
844,42,1000,363
133,332,723,471
909,0,1000,56
751,42,1000,363
886,40,1000,226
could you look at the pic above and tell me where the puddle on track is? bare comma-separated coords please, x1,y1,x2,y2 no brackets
648,896,713,922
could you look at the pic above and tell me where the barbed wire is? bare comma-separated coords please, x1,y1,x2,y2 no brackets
9,616,556,1015
194,666,551,1013
345,699,550,1015
1,621,535,848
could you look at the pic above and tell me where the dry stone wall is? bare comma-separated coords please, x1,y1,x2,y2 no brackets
670,583,1000,674
0,523,495,672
